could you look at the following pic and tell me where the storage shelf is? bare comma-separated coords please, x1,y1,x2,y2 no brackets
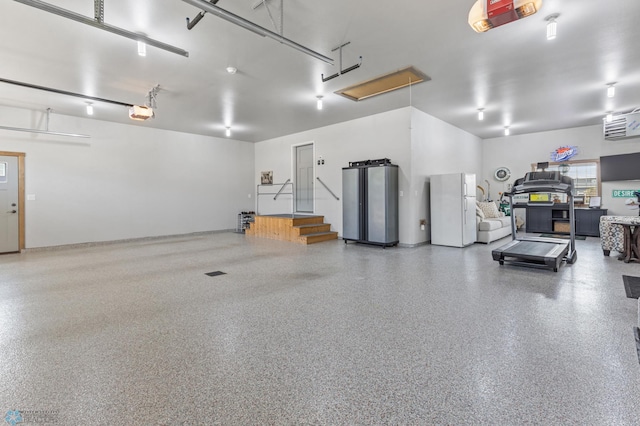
236,212,255,233
526,206,607,236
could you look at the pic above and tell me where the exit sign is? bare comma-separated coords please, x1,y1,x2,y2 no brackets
612,189,640,198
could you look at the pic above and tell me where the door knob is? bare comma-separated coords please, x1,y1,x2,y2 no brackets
7,210,16,214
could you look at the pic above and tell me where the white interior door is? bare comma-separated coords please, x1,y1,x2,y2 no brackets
295,144,314,213
0,155,19,253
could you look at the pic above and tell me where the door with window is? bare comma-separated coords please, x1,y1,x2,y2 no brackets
0,155,19,253
295,144,314,213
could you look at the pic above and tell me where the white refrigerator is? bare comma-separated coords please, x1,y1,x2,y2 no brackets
430,173,477,247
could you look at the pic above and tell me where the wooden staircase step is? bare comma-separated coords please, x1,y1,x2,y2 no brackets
293,223,331,236
246,214,336,244
291,216,325,226
298,231,339,244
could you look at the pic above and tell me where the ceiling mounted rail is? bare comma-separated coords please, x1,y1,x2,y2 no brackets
0,77,134,108
186,0,219,30
322,42,362,83
180,0,334,65
13,0,189,57
0,109,90,138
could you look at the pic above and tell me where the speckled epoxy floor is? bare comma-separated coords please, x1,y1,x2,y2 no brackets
1,234,639,425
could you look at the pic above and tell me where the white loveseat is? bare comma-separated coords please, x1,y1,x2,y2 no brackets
476,201,512,244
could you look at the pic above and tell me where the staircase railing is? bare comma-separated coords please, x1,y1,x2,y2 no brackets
256,179,294,216
274,178,291,200
316,177,340,200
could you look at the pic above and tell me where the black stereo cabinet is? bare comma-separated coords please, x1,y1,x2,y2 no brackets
524,204,607,236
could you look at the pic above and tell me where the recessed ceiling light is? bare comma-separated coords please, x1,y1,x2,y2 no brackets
137,41,146,57
226,66,237,75
606,111,613,123
504,126,510,136
607,83,616,98
86,102,93,116
316,95,323,110
226,127,231,137
546,14,559,40
478,108,484,121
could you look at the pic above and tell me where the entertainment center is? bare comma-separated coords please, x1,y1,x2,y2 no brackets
522,204,607,236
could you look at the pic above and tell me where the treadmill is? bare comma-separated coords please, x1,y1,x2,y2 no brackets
492,171,577,272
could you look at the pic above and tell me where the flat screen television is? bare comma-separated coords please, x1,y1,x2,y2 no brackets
600,152,640,182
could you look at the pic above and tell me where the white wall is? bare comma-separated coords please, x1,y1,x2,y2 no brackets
0,106,255,248
254,107,483,246
410,109,483,244
255,107,412,242
482,124,640,216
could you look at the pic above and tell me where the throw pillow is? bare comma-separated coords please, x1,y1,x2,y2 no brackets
476,203,485,220
478,201,501,219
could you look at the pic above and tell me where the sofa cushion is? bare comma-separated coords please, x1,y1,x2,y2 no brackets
478,201,501,218
478,217,511,231
476,204,485,220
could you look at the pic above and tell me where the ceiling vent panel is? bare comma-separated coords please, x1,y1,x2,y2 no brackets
335,66,430,102
604,111,640,141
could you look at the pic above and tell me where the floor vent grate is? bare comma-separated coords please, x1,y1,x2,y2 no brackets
205,271,227,277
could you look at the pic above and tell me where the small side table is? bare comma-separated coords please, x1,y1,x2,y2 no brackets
612,221,640,263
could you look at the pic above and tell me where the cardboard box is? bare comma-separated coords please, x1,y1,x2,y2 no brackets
554,222,571,233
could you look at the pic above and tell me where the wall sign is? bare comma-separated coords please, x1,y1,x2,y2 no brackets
550,146,579,162
612,189,640,198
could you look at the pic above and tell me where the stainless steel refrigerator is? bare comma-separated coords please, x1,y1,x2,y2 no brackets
430,173,477,247
342,160,399,247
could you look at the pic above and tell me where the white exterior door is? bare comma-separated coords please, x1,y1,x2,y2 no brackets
0,155,19,253
295,144,314,213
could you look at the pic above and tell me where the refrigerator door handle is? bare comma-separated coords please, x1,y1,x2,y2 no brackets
463,197,467,225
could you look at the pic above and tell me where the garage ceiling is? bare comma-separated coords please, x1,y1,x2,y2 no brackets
0,0,638,142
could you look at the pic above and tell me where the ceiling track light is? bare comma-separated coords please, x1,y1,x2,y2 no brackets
137,41,147,57
546,13,559,40
478,108,484,121
180,0,333,64
607,83,616,98
316,96,323,110
14,0,189,57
